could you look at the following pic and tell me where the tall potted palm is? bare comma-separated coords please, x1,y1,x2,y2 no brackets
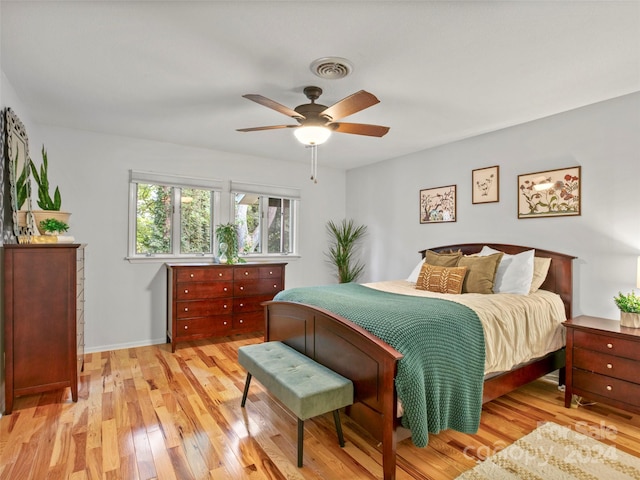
325,219,367,283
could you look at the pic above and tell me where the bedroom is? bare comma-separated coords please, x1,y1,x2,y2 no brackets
1,1,640,479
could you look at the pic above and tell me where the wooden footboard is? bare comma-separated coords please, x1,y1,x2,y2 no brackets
264,243,575,480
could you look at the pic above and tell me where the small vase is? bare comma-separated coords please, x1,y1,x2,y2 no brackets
620,311,640,328
219,242,228,264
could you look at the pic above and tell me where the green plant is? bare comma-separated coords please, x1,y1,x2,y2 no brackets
614,291,640,313
215,222,243,264
30,145,61,210
325,219,367,283
15,151,31,210
38,217,69,234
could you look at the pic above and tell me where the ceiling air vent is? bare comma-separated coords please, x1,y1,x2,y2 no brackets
310,57,353,80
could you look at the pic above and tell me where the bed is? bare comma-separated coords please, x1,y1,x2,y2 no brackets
263,243,575,480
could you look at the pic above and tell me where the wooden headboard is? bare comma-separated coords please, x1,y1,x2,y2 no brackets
421,243,576,319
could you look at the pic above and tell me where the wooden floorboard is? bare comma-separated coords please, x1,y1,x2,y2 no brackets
2,333,640,479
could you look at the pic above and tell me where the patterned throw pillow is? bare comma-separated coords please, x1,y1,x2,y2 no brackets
416,264,468,294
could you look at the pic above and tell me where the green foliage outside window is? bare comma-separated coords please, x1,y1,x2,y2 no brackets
181,188,212,254
136,183,172,254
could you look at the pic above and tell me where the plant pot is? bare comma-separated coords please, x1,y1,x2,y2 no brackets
620,311,640,328
32,210,71,235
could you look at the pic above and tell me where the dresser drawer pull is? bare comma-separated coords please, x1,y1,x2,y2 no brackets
244,271,249,276
269,271,273,275
239,319,244,323
184,289,189,294
184,325,188,330
273,284,277,288
239,303,244,307
223,321,227,326
606,385,613,391
607,363,613,369
219,273,223,277
190,273,194,278
240,286,244,290
184,307,188,312
224,304,228,309
607,343,613,349
224,287,228,292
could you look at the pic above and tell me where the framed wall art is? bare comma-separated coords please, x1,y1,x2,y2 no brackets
419,184,456,224
472,165,499,204
517,166,581,219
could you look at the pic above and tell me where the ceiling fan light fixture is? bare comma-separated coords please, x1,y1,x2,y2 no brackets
294,125,331,145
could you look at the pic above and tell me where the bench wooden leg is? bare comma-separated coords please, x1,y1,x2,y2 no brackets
241,373,252,407
333,410,345,447
298,418,304,467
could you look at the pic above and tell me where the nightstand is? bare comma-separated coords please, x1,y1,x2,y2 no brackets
564,315,640,414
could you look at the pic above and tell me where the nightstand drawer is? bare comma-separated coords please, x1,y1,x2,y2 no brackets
573,369,640,407
573,348,639,383
574,330,640,361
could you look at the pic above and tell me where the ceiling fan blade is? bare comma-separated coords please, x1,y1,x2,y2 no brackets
236,125,299,132
320,90,380,121
331,122,390,137
242,94,304,119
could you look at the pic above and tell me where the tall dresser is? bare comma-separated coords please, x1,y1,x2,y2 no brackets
166,263,286,351
3,243,85,414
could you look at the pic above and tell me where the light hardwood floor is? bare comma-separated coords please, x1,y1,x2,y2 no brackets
2,334,640,480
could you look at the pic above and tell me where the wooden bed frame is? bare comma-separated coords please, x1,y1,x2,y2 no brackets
264,244,575,480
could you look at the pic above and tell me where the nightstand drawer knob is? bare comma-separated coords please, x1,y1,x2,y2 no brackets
607,363,613,369
607,343,613,349
606,385,613,391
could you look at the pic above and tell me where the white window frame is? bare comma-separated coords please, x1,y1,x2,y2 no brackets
231,181,300,259
127,170,223,262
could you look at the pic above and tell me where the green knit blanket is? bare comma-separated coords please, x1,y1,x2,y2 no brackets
274,283,485,447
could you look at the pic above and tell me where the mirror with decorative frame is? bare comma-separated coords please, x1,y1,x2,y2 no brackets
5,108,35,241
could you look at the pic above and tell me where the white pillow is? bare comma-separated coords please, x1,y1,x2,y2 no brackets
407,259,425,283
478,246,535,295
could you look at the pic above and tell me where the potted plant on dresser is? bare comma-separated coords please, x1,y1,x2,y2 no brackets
30,145,71,233
614,290,640,328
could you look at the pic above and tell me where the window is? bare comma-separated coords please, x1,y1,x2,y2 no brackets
231,181,299,257
128,171,222,259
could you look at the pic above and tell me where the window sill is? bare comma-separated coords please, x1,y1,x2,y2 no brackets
126,254,300,264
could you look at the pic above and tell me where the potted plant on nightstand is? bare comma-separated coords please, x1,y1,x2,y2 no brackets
613,291,640,328
30,145,71,234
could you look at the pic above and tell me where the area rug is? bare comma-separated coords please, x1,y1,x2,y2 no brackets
456,421,640,479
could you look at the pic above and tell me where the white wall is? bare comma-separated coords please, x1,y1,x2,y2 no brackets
36,126,346,352
346,92,640,321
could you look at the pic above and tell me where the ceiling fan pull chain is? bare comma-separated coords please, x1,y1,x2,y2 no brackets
309,144,318,183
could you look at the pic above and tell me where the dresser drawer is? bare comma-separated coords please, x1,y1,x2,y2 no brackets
176,267,233,283
574,330,640,361
176,316,232,338
233,311,264,331
234,266,283,280
176,299,232,319
573,369,640,407
234,278,283,296
573,348,639,384
176,282,233,300
233,294,273,313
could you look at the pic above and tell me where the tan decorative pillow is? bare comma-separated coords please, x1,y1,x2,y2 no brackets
416,264,468,294
424,250,462,267
458,252,504,294
529,257,552,293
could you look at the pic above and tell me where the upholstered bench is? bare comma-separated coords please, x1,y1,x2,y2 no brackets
238,341,354,467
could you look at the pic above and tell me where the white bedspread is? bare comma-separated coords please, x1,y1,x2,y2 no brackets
363,280,566,375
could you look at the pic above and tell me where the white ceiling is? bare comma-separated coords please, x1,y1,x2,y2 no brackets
2,1,639,170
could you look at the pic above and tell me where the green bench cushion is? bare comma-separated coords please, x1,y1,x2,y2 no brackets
238,341,353,420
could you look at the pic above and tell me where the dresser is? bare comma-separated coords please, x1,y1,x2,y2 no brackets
3,243,85,414
166,263,286,351
564,315,640,414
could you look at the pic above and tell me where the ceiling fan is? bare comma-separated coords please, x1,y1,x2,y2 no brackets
237,86,390,145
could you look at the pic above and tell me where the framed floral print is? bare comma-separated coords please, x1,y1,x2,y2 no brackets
472,165,499,204
419,184,456,224
517,166,581,219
